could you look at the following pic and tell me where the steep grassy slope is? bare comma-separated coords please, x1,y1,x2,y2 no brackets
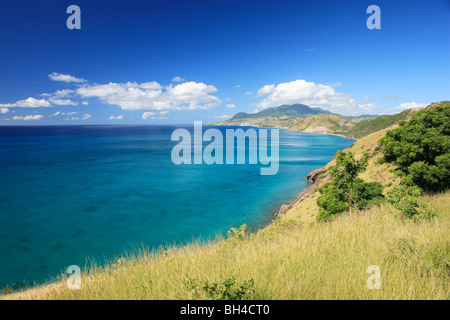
4,117,448,300
344,109,415,139
4,191,448,300
288,113,356,135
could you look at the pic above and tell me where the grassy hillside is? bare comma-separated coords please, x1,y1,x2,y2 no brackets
4,191,448,300
3,117,449,300
344,109,415,139
288,113,356,135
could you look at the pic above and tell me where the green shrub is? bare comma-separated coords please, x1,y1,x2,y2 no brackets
227,224,248,244
386,185,437,220
317,151,384,220
185,275,255,300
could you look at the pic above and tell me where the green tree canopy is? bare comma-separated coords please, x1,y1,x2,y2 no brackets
379,104,450,192
317,150,384,220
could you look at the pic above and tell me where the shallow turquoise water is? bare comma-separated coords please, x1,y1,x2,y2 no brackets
0,125,353,287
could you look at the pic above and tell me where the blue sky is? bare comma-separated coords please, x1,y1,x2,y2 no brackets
0,0,449,124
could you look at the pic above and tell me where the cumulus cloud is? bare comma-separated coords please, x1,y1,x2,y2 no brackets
245,91,253,96
256,84,276,97
81,101,89,105
211,114,232,119
172,76,185,82
0,108,8,114
108,115,123,120
226,104,237,109
13,114,44,120
397,102,427,110
255,79,366,114
41,89,75,98
67,114,90,120
0,97,51,108
49,99,78,106
142,111,155,120
77,81,220,111
48,72,86,83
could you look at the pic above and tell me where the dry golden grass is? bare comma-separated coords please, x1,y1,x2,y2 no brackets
3,190,448,300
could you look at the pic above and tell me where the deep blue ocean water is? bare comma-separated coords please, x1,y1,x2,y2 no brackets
0,125,353,287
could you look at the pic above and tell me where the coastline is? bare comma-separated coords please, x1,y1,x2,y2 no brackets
1,130,352,298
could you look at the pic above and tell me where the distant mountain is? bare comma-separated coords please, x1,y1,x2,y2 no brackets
213,102,421,140
214,104,330,126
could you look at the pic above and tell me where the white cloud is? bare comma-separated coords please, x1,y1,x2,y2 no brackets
108,115,123,120
48,72,86,83
0,97,51,108
0,108,8,114
256,84,275,97
51,111,61,116
142,111,155,120
254,79,430,115
13,114,44,120
370,102,428,115
234,85,240,88
172,76,185,82
245,91,253,96
77,81,220,111
211,114,232,119
397,102,427,110
226,104,237,109
160,111,169,115
82,101,89,105
49,98,78,106
255,79,363,114
252,109,260,114
66,113,90,120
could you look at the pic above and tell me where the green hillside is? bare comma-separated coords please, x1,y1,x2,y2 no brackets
344,109,415,139
288,113,356,135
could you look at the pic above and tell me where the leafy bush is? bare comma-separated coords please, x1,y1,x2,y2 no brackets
185,275,255,300
386,185,437,220
379,104,450,192
317,151,384,220
227,224,248,244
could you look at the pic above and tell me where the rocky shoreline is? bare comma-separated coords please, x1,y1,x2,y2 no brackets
275,167,327,216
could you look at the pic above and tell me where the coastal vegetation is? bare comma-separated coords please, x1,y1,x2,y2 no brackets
317,150,384,220
2,102,449,300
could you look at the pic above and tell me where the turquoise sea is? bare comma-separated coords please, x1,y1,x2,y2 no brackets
0,125,353,288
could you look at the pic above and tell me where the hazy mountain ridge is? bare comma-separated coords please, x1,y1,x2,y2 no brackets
214,103,422,139
214,104,329,126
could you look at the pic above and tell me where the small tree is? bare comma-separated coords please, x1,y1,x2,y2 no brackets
332,150,369,215
317,151,383,220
